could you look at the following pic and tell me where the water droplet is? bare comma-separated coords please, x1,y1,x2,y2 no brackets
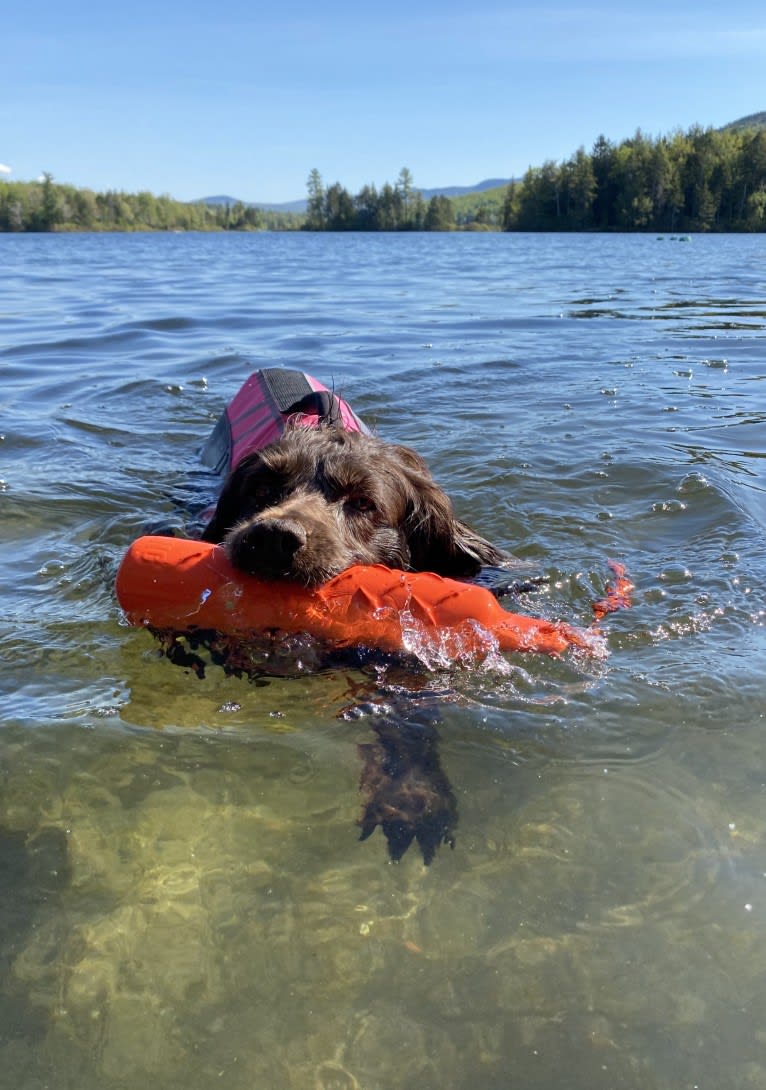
651,499,686,514
678,473,709,495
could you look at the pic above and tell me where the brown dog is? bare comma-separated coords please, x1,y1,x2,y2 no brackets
201,424,508,586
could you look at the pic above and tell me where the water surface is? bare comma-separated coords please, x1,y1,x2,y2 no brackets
2,231,766,1090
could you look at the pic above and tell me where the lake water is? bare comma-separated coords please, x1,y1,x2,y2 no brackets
2,230,766,1090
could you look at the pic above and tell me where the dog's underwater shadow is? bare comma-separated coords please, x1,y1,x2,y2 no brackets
153,627,460,865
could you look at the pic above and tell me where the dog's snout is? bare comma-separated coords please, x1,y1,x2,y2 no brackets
255,518,307,558
229,517,307,577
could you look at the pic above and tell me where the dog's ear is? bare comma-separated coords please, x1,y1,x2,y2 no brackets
442,518,510,574
201,446,279,543
408,506,508,577
389,445,508,576
199,499,228,542
200,507,228,543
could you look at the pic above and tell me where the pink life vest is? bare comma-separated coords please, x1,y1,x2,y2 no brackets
200,368,369,477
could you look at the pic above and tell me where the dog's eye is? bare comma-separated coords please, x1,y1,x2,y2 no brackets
247,480,282,510
345,494,376,516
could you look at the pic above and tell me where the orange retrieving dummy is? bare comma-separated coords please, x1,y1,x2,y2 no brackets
116,537,632,660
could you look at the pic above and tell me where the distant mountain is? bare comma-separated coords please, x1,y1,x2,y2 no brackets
720,111,766,132
255,199,308,213
419,178,512,199
196,194,306,212
196,178,513,214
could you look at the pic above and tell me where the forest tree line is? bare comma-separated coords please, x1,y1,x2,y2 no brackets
304,124,766,233
508,124,766,232
303,167,457,231
2,121,765,233
0,174,301,232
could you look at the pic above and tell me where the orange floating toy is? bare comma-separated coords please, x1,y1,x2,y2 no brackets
592,560,635,621
116,536,609,660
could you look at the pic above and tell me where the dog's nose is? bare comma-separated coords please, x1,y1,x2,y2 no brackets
230,518,307,577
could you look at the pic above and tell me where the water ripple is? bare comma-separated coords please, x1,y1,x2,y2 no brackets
2,231,766,1090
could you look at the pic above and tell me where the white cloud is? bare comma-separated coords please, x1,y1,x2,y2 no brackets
0,163,11,175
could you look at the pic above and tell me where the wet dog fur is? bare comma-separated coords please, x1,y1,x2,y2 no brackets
201,424,508,586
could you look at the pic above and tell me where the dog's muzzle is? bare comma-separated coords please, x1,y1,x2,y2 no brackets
228,517,307,579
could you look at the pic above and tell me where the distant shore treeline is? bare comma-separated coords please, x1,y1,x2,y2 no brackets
305,125,766,233
302,167,459,231
0,174,301,233
2,122,765,234
509,124,766,233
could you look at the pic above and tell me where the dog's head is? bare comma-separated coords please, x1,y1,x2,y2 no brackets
201,425,506,586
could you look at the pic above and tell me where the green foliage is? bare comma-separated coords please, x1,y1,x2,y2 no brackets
38,172,61,230
0,176,302,233
504,123,766,233
6,120,766,236
300,126,762,233
305,168,325,230
451,186,507,227
423,195,455,231
302,168,454,231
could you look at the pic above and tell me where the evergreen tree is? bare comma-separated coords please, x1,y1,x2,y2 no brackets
324,182,356,229
562,147,595,228
501,181,518,230
423,195,454,231
591,134,618,228
738,130,766,221
305,168,325,230
396,167,416,226
38,172,61,230
355,184,380,230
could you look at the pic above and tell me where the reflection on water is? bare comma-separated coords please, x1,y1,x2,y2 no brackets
2,232,766,1089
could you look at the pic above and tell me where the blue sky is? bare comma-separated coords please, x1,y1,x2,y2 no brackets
2,0,764,203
